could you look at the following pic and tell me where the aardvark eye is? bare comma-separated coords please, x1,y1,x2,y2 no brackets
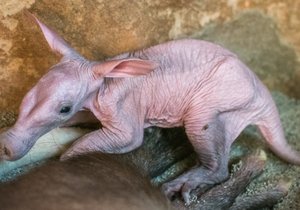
60,106,71,114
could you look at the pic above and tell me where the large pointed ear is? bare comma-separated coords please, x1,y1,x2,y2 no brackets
28,12,74,56
92,58,158,78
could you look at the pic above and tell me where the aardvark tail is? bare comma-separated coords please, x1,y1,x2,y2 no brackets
255,96,300,165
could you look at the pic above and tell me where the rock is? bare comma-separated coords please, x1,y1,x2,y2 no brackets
0,1,300,110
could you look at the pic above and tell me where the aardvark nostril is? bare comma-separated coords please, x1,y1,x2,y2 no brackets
4,146,11,157
0,142,13,160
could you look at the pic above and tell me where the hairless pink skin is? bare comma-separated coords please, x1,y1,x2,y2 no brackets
1,15,300,204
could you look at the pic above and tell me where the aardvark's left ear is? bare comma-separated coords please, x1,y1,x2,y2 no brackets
28,12,76,56
92,58,158,78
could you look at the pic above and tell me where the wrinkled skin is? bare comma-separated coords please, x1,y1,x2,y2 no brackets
0,15,299,203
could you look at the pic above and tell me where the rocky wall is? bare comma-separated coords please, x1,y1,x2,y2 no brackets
0,0,300,111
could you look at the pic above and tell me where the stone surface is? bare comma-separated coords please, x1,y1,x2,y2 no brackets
0,0,300,110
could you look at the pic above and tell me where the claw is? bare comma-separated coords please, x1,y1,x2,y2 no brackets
162,184,176,200
162,181,185,201
60,143,84,161
182,182,196,205
182,193,190,205
60,150,75,161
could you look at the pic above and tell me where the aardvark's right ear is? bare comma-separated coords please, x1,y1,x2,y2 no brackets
92,58,158,78
28,12,75,56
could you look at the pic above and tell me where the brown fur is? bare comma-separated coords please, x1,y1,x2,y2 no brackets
0,154,170,210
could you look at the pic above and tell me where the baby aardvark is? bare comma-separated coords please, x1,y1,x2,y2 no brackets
0,14,299,204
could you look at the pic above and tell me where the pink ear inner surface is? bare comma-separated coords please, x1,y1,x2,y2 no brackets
104,59,158,78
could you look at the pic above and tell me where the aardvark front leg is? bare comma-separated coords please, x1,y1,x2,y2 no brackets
60,125,144,160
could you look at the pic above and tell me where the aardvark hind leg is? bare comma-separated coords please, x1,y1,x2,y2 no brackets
162,116,231,204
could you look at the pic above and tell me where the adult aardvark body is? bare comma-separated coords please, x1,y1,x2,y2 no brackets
0,15,299,204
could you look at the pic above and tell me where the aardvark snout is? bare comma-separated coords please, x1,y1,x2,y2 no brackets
0,130,28,161
0,133,14,160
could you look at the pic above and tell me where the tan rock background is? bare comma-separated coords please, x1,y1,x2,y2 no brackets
0,0,300,110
